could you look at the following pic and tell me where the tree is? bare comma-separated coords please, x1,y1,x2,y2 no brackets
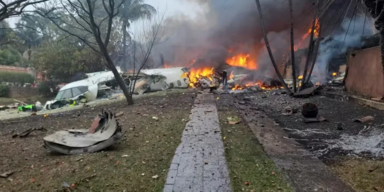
127,17,165,93
289,0,297,92
32,39,105,82
36,0,161,105
0,0,47,21
118,0,156,71
254,0,292,94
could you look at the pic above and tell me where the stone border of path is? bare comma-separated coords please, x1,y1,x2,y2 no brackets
163,93,232,192
236,102,355,192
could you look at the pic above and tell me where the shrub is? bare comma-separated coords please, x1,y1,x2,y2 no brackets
0,84,10,97
37,81,58,97
0,71,34,84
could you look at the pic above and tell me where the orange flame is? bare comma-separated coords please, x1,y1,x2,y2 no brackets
183,67,215,87
295,19,320,51
226,54,257,70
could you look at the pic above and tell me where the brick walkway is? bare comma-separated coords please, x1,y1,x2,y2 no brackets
163,93,232,192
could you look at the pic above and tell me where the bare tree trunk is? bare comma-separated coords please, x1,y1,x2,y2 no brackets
289,0,297,93
306,19,323,84
106,56,134,105
255,0,292,95
122,21,128,72
301,12,317,89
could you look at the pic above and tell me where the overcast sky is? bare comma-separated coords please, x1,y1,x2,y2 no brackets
6,0,205,35
145,0,204,19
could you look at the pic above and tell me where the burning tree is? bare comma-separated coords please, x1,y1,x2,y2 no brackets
0,0,47,21
35,0,161,105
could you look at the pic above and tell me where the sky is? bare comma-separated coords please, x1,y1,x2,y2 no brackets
7,0,204,28
144,0,204,19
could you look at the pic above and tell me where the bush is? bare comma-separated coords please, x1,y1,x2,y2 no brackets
0,84,10,97
37,81,58,97
0,71,34,84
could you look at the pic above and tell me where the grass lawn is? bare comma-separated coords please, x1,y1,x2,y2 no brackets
0,92,195,192
330,158,384,192
0,95,51,105
219,110,293,192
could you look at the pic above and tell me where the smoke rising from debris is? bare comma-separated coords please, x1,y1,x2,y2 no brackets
151,0,313,78
313,15,375,83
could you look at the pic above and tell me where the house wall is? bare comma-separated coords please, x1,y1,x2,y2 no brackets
345,46,384,98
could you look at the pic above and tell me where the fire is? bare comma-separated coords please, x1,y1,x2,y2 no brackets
232,84,243,90
228,72,234,80
294,19,320,51
226,54,257,70
332,72,337,77
183,67,215,87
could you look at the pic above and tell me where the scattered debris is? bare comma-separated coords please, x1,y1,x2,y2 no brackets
293,86,321,98
245,181,249,186
122,155,129,158
152,116,159,121
115,111,124,117
354,116,374,123
227,116,241,125
62,181,70,188
369,166,379,173
302,103,318,118
12,127,47,138
303,116,328,123
282,106,299,116
43,109,124,155
152,175,159,179
371,97,382,101
0,171,14,178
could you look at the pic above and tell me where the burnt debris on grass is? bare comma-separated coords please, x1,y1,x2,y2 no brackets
0,91,195,192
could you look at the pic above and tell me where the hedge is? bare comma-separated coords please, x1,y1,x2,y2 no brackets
0,71,34,84
0,84,9,97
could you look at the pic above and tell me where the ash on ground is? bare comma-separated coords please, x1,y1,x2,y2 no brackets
226,90,384,160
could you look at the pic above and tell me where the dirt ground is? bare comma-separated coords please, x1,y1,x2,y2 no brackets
0,91,195,192
219,90,384,192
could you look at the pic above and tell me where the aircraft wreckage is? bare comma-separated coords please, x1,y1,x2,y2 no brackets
43,109,123,155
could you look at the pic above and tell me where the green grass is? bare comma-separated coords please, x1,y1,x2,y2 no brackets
219,111,294,192
0,93,193,192
330,158,384,192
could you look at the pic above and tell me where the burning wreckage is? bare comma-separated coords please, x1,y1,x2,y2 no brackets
41,62,288,112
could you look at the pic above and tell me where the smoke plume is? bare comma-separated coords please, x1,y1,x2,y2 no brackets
312,14,375,83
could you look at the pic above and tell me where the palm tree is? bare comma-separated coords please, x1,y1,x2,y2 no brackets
119,0,156,71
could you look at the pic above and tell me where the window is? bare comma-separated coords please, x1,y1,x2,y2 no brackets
72,86,88,97
61,89,73,99
54,91,64,100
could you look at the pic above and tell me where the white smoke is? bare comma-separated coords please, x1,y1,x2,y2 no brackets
312,15,375,83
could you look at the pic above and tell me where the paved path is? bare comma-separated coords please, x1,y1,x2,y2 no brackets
164,93,232,192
